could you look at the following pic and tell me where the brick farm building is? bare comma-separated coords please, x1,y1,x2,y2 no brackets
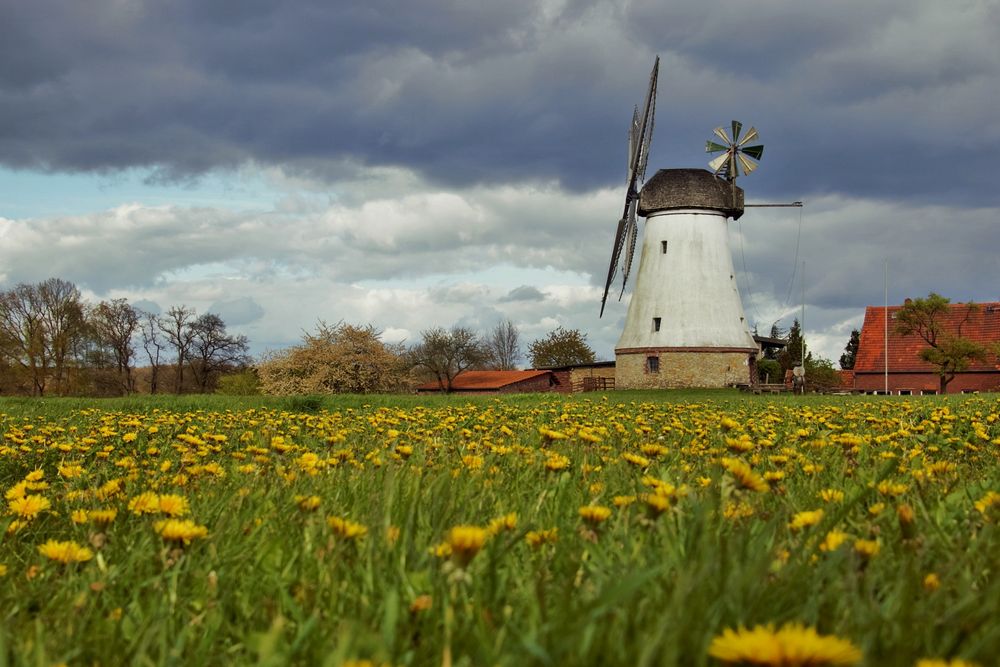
853,302,1000,394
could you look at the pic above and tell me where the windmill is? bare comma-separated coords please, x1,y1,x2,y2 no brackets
599,58,764,389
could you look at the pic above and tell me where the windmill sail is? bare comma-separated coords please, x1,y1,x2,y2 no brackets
600,55,659,317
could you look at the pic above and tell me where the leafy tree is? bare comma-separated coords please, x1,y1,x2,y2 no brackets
756,358,781,384
259,322,409,395
485,319,521,370
215,369,261,396
408,326,487,392
805,357,841,392
839,329,860,370
528,327,596,368
895,293,986,394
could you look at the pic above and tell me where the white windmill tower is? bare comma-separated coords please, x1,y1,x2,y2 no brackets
600,59,765,389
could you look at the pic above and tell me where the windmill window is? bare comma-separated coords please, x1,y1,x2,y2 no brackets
646,356,659,373
661,241,668,254
652,317,661,332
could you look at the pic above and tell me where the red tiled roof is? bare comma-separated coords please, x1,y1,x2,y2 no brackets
417,370,553,391
854,303,1000,373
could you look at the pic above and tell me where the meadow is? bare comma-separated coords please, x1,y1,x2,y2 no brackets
1,390,997,666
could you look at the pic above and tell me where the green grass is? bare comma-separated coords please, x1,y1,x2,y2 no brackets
0,392,997,666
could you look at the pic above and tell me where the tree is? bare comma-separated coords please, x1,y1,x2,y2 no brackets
37,278,87,394
528,327,596,368
258,322,409,395
765,322,786,360
408,326,487,392
895,293,986,394
189,313,250,392
159,306,197,394
90,298,140,395
0,279,87,396
756,357,781,384
484,319,521,370
839,329,860,370
139,310,167,394
778,319,811,374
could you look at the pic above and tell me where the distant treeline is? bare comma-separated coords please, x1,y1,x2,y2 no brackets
0,278,249,397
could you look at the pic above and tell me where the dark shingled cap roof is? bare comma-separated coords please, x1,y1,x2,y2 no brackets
638,168,744,220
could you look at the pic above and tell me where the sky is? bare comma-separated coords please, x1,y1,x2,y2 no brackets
2,0,999,366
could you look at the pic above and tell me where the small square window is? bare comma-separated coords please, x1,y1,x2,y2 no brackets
661,241,668,254
652,317,661,332
647,356,659,373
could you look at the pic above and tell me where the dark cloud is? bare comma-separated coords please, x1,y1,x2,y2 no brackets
5,1,994,204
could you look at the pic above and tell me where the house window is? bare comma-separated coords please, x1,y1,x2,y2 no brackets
898,389,912,396
652,317,661,332
661,241,668,254
921,390,937,395
647,356,659,373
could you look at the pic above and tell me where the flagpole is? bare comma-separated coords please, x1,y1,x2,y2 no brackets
884,259,888,395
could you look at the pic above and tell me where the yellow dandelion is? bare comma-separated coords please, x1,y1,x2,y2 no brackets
0,563,7,577
915,660,982,667
819,489,845,503
708,622,862,666
544,454,571,471
158,494,190,517
973,491,999,518
327,516,368,540
578,505,612,525
445,525,488,566
721,458,769,493
89,508,118,525
128,492,160,515
820,530,850,552
9,494,51,519
525,528,558,548
622,452,651,467
789,509,824,531
486,512,518,536
154,519,208,545
538,426,568,441
38,540,94,564
295,495,322,512
923,573,941,591
642,492,672,516
853,539,880,559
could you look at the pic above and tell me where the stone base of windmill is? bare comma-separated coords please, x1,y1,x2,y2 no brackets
615,348,755,389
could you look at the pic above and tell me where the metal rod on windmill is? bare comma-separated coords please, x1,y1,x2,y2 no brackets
599,56,765,389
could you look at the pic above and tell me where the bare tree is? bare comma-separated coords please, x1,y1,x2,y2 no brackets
37,278,87,393
91,298,140,394
0,279,86,395
139,310,167,394
408,326,487,392
159,306,197,394
0,283,48,395
190,313,250,392
485,319,521,370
